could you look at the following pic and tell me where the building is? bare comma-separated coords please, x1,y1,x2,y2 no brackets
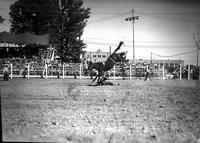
151,59,184,68
82,49,184,67
134,59,184,68
82,49,110,62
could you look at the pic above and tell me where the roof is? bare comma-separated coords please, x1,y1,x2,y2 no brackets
0,31,49,45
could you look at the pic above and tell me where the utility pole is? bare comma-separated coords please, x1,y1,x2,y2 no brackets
132,9,135,63
197,49,199,66
125,9,139,63
109,46,111,56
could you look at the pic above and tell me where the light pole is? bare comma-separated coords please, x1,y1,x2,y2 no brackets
197,49,199,66
125,9,139,63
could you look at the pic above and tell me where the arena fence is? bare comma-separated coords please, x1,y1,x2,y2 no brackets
0,61,200,80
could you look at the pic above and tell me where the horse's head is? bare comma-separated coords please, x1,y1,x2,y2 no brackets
112,51,127,63
119,51,127,62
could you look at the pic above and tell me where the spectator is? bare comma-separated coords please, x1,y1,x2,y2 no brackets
3,64,9,81
144,65,151,81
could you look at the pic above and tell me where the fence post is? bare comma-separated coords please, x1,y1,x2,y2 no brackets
27,63,30,79
180,65,182,80
79,63,82,79
62,63,65,79
10,63,13,79
162,64,165,80
113,65,116,80
129,64,132,80
188,64,190,80
45,63,48,79
58,65,60,79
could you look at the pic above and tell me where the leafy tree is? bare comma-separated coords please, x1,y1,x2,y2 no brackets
53,0,90,63
9,0,91,63
9,0,59,34
193,33,200,66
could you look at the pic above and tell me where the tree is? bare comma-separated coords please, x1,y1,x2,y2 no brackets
193,33,200,66
9,0,91,62
53,0,91,63
9,0,60,34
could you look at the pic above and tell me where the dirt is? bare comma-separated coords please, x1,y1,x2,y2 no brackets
1,78,200,143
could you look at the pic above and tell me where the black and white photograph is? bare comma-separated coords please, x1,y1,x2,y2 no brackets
0,0,200,142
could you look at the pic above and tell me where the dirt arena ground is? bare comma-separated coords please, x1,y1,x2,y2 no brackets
1,78,200,143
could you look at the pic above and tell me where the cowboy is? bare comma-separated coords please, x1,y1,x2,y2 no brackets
144,65,151,81
97,75,114,86
3,64,9,81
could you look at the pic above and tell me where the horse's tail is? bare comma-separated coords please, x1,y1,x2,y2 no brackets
113,41,124,54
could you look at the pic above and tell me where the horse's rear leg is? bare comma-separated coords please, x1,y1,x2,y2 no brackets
96,76,101,85
96,72,105,85
92,75,98,82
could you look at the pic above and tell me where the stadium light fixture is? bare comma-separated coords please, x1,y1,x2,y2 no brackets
125,9,140,63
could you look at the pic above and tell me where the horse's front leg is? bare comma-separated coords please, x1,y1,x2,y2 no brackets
96,71,104,85
97,75,101,85
92,75,98,82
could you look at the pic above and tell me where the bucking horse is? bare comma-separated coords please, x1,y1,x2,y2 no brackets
88,41,126,85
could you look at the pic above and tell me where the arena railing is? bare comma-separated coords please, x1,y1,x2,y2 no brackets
0,60,199,80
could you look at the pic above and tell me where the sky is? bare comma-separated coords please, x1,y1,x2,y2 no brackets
1,0,200,64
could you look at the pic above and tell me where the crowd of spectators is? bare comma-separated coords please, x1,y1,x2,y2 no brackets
0,57,82,77
0,58,151,78
1,57,199,80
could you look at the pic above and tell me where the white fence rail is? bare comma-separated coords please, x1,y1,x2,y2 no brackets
0,61,200,80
